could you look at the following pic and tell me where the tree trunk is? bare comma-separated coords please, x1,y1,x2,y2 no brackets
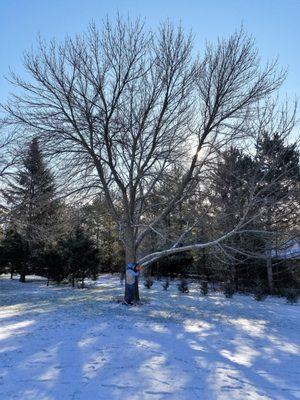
267,256,274,293
133,276,140,302
266,210,274,294
157,261,161,280
124,228,140,302
9,263,13,279
19,266,26,283
232,263,239,292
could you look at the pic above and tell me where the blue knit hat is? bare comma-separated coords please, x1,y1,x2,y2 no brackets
127,262,136,270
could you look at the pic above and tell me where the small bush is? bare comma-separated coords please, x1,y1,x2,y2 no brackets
178,278,189,293
253,279,267,301
162,279,170,291
200,281,208,296
285,289,298,304
144,276,154,289
224,282,234,298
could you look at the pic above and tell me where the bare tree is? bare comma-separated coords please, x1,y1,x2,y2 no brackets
0,122,16,180
3,18,284,300
0,121,17,223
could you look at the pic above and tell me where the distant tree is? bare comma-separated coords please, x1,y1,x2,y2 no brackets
41,245,68,285
208,133,299,292
4,138,57,281
61,227,99,288
0,229,28,278
255,130,300,291
81,199,124,273
208,146,258,287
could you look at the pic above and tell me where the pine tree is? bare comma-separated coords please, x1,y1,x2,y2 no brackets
42,245,68,285
256,132,300,292
209,146,258,288
61,227,99,288
4,138,57,282
81,199,124,273
0,229,28,278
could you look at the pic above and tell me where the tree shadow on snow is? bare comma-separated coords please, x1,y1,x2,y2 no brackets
0,277,299,400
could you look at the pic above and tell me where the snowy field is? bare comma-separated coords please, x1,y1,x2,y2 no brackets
0,275,299,400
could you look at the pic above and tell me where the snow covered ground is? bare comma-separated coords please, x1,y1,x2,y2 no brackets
0,275,299,400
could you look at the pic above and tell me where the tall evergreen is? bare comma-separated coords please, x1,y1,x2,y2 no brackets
4,138,57,281
255,132,300,291
209,146,259,288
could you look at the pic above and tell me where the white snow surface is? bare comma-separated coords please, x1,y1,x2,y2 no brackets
0,275,299,400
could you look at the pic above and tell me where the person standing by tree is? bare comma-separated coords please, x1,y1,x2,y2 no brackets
124,263,141,305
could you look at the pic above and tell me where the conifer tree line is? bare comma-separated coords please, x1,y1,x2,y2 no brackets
0,138,101,286
0,17,299,296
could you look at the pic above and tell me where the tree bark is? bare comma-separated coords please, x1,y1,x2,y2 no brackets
233,264,239,292
124,227,140,302
266,208,274,294
267,256,274,293
9,263,13,279
19,266,26,283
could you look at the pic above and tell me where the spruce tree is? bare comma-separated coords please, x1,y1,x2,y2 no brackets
209,146,258,288
0,229,28,278
4,138,57,282
61,227,99,288
256,132,300,292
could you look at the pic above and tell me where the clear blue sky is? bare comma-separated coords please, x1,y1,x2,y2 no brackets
0,0,299,104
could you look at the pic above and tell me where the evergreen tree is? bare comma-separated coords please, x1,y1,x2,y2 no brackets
4,138,57,281
209,146,258,288
0,229,28,278
61,227,99,288
208,138,299,292
81,199,124,273
42,245,69,285
255,132,300,291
